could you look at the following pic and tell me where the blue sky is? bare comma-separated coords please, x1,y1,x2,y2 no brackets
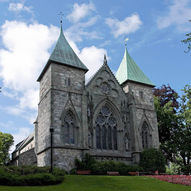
0,0,191,150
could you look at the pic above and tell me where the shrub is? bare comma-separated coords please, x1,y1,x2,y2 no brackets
91,161,141,175
75,153,96,170
7,165,51,175
166,163,181,175
91,162,104,174
117,163,142,175
70,168,77,174
180,164,191,175
140,148,166,173
74,153,142,175
0,166,65,186
20,173,63,186
52,167,66,176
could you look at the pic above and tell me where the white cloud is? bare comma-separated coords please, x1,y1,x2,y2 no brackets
79,46,107,80
19,89,39,110
0,21,59,115
8,2,32,13
157,0,191,31
2,88,18,99
65,16,101,42
10,127,33,153
0,20,107,123
4,106,24,116
105,14,142,38
67,2,95,23
0,121,33,153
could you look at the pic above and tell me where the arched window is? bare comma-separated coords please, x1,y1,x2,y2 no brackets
95,104,118,150
62,111,77,145
142,122,149,149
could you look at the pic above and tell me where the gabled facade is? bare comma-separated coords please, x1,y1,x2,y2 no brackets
12,26,159,171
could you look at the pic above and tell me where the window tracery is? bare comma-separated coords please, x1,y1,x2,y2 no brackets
95,105,118,150
101,82,110,94
125,135,129,151
62,111,77,145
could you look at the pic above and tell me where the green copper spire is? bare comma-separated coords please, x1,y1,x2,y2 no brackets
116,47,154,86
49,25,88,71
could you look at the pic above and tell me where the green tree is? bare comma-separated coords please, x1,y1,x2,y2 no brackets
182,20,191,53
153,85,179,162
154,84,191,172
177,85,191,166
0,132,14,165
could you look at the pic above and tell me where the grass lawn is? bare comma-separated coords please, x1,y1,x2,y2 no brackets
0,175,191,191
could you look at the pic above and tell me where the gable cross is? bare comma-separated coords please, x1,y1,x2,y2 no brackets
58,12,64,24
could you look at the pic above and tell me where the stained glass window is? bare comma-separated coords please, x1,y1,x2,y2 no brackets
95,105,118,150
108,127,112,149
113,126,117,150
64,122,69,144
102,125,107,149
101,82,110,94
142,122,149,149
62,111,76,145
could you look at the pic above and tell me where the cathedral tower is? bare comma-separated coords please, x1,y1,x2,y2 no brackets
35,25,88,170
116,47,159,163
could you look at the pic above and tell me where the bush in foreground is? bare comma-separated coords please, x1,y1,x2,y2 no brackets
0,166,65,186
91,161,141,175
74,154,141,175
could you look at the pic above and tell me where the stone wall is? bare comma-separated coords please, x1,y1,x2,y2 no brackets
37,149,50,167
122,81,159,152
17,148,37,166
50,63,86,148
53,148,82,172
36,65,52,154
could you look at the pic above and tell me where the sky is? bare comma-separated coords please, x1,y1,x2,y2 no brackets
0,0,191,152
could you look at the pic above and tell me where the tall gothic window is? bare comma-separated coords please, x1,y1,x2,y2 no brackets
62,111,77,145
142,122,149,149
95,105,118,150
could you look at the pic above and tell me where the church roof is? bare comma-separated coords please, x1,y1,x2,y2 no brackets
37,25,88,81
49,26,88,71
115,47,154,87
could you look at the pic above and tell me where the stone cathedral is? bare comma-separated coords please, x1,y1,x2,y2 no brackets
12,26,159,171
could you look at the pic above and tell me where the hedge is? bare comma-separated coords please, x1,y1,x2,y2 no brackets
0,166,65,186
91,161,141,175
140,148,166,173
74,154,142,175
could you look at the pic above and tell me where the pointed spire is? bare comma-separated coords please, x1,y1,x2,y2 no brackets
104,54,107,65
115,46,154,87
37,19,88,81
48,21,88,71
60,21,63,34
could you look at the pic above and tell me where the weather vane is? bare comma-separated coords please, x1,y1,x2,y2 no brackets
58,11,64,24
124,37,129,47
